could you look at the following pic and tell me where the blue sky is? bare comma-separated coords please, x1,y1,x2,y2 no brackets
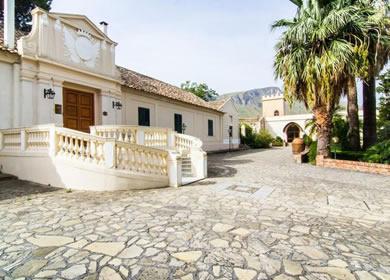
52,0,296,94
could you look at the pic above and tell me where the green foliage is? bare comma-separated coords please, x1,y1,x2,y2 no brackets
272,136,284,147
253,130,273,149
0,0,53,31
241,126,273,149
377,69,390,141
181,81,219,101
331,115,350,150
363,140,390,164
308,141,318,164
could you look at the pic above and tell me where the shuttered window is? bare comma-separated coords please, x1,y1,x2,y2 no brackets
138,107,150,126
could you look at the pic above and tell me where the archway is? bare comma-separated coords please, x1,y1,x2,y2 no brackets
283,122,302,143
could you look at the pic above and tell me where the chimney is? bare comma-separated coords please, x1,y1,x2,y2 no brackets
99,21,108,35
4,0,15,48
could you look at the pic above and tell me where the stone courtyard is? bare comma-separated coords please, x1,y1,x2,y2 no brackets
0,148,389,280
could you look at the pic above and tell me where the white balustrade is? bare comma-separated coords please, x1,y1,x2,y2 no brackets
0,124,206,188
1,129,21,151
25,128,50,151
116,142,168,176
55,128,106,165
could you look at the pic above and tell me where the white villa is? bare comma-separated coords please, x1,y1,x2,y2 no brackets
240,93,313,143
0,4,241,191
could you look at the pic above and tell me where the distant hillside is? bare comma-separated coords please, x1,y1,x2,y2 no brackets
223,87,282,118
221,87,346,118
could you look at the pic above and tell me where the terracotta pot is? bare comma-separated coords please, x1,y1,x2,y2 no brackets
292,138,305,155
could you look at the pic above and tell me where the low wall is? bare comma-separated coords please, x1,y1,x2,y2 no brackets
316,155,390,176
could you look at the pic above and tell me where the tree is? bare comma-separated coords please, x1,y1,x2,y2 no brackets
273,0,372,157
377,68,390,140
0,0,52,32
181,81,219,101
361,0,389,149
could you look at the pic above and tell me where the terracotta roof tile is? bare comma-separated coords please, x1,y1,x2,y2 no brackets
117,66,223,113
209,96,231,110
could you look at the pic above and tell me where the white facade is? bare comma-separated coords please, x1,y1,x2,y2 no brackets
0,7,238,152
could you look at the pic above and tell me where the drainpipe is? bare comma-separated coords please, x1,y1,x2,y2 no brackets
4,0,15,49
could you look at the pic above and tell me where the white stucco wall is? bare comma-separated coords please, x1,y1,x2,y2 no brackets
264,114,313,142
220,100,240,149
122,88,227,151
0,61,14,129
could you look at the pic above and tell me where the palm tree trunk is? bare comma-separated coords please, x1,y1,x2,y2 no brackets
314,107,332,158
363,75,377,149
347,77,360,150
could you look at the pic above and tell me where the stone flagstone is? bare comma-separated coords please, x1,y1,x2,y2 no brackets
85,242,125,257
99,266,122,280
118,245,144,259
27,235,74,247
212,223,235,233
172,251,202,263
234,268,257,280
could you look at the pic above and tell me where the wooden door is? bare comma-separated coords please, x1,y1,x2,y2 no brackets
63,89,94,133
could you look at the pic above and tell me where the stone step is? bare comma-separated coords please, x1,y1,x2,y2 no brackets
0,173,17,182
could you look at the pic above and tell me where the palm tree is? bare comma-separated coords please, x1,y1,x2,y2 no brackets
362,0,389,149
273,0,371,157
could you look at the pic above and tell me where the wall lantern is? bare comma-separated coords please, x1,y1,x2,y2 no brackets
182,123,187,134
112,101,123,110
44,88,56,99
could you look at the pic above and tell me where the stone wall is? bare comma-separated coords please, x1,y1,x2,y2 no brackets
316,155,390,176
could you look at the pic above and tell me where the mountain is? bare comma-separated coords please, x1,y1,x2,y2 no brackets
221,87,283,118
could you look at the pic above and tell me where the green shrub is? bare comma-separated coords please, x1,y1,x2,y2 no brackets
252,130,273,148
332,115,349,150
272,136,284,147
308,141,317,164
363,140,390,164
241,127,273,149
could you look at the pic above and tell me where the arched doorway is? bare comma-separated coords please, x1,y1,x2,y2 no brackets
283,123,302,142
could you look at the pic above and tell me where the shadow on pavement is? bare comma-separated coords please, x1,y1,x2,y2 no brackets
0,179,60,202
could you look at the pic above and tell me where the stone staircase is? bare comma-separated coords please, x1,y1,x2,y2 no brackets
181,157,193,177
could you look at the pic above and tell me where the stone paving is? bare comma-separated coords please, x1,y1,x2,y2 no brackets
0,148,389,280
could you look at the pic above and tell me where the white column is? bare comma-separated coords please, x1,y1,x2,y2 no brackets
20,129,27,151
0,132,3,150
49,125,57,157
167,130,176,150
103,141,116,168
4,0,15,49
136,130,145,145
12,64,20,127
168,151,182,188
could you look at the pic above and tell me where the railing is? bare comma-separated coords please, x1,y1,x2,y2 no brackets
92,126,137,144
175,133,203,153
116,142,168,176
25,127,50,151
1,129,22,151
55,127,107,165
0,124,207,188
91,125,203,153
0,125,170,176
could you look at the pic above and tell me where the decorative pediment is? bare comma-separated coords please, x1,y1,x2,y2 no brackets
18,8,117,77
50,13,116,44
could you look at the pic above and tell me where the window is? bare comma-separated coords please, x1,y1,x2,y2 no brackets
208,119,214,136
174,113,183,133
138,107,150,126
229,125,233,137
274,110,280,116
